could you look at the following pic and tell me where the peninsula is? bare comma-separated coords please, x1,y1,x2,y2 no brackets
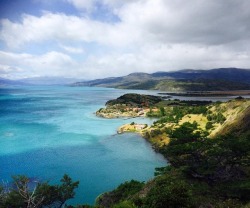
96,93,162,118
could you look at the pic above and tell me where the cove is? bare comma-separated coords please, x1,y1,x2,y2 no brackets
0,86,167,205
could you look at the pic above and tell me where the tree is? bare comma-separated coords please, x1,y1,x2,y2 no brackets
159,107,166,117
163,125,250,184
205,121,213,130
0,174,79,208
96,180,144,208
57,174,79,208
145,174,193,208
3,175,45,208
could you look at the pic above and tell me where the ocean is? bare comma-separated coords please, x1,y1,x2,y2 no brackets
0,85,167,205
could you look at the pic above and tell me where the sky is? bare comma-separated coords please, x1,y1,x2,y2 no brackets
0,0,250,80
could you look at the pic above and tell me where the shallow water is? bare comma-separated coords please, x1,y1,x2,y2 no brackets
0,86,166,205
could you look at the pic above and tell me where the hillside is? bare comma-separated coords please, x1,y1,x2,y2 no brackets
94,95,250,208
217,102,250,137
73,68,250,92
97,94,250,146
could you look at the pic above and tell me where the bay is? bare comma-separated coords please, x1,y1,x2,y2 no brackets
0,86,167,205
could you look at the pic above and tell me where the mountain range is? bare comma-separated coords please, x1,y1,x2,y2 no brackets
72,68,250,91
0,77,84,86
1,68,250,91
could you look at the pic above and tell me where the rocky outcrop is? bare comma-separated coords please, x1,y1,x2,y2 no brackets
117,123,148,134
96,106,148,118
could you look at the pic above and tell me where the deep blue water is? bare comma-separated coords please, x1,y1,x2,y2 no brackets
0,86,166,205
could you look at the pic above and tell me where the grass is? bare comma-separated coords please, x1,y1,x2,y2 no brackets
179,114,208,130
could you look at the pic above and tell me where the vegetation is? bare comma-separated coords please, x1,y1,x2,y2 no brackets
162,123,249,183
155,78,250,92
73,68,250,92
95,97,250,207
96,180,145,208
144,173,194,208
97,124,250,208
205,121,213,130
106,94,162,107
207,112,226,124
0,174,79,208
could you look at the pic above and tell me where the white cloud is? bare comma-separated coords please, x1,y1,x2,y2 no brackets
0,50,82,78
59,44,84,54
1,41,250,80
0,64,23,78
2,0,250,48
82,43,250,79
0,12,132,48
66,0,138,12
67,0,96,11
1,0,250,79
116,0,250,45
68,0,96,10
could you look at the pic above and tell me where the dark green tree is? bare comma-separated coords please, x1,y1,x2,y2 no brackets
205,121,213,130
145,174,193,208
163,125,249,184
0,174,79,208
159,107,166,117
96,180,144,208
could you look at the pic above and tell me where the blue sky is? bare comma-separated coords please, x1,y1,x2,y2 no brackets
1,0,250,79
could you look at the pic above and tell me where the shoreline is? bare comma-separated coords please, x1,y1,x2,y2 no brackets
158,90,250,97
96,95,250,160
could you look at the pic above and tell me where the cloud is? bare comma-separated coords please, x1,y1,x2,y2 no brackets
0,50,82,78
59,44,84,54
67,0,96,12
116,0,250,45
2,0,250,48
0,12,135,49
0,0,250,79
1,41,250,80
82,43,250,78
66,0,137,12
0,64,23,79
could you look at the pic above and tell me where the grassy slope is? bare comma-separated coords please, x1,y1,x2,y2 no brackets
96,99,250,208
139,99,250,148
107,98,250,148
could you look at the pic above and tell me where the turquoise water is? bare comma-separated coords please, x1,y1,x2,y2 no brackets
0,86,166,205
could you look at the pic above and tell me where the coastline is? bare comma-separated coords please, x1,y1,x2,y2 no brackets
159,90,250,97
96,93,250,157
93,92,250,207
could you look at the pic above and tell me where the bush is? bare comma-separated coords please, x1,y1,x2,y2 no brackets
145,175,194,208
96,180,144,208
205,121,213,130
113,200,137,208
0,174,79,208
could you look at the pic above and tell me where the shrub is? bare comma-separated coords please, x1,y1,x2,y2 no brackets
206,121,213,130
145,175,194,208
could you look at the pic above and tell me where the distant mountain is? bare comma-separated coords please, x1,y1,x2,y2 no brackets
0,77,85,86
19,77,84,85
73,68,250,91
0,77,25,86
151,68,250,82
73,72,152,88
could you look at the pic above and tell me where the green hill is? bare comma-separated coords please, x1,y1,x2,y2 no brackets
73,68,250,91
